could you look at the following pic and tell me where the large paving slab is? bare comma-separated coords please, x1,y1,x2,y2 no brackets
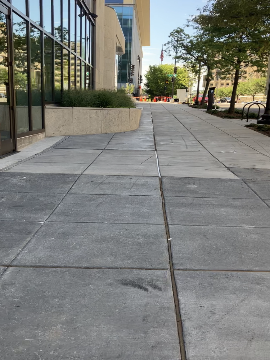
162,177,257,199
165,196,270,226
48,194,164,224
70,175,160,195
54,134,114,149
244,180,270,200
0,173,78,194
14,223,168,269
0,268,180,360
25,149,102,164
7,162,90,174
0,192,64,221
170,225,270,270
230,167,270,181
83,163,158,176
175,271,270,360
0,221,41,264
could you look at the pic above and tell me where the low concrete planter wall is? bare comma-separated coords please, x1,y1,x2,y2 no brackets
45,106,142,136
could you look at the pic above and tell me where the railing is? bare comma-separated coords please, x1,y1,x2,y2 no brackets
241,101,266,122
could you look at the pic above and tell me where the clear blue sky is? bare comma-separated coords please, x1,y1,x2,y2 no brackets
142,0,207,78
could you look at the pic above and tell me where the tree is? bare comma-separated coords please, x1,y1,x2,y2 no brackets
195,0,270,113
244,78,267,101
124,83,135,95
144,64,189,99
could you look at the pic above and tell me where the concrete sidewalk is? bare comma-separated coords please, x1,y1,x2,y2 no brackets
1,103,270,359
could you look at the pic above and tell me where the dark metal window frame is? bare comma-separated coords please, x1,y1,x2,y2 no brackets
0,0,94,141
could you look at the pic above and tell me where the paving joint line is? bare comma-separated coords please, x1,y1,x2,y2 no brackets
150,104,187,360
0,264,169,271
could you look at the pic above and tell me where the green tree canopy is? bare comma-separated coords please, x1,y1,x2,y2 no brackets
193,0,270,112
144,64,189,99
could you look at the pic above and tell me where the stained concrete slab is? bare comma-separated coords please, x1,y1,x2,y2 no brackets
165,197,270,226
0,221,42,264
0,192,63,221
0,268,180,360
83,164,159,176
70,175,160,195
0,173,78,194
175,271,270,360
244,181,270,200
25,149,101,164
162,177,256,199
48,194,164,224
14,223,168,268
54,134,113,149
230,167,270,181
0,267,6,276
170,225,270,270
7,162,90,174
159,166,237,179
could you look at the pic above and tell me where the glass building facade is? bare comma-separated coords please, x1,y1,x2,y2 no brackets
105,2,133,87
0,0,95,156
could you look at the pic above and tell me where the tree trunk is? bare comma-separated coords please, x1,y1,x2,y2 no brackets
229,60,241,114
195,62,201,105
201,68,212,105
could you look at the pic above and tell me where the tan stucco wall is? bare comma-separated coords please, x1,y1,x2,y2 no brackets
93,1,125,90
45,107,142,136
103,6,125,90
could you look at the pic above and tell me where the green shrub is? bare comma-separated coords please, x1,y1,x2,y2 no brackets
60,89,135,108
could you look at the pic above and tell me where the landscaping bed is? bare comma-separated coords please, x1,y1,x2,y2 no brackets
245,123,270,137
207,108,257,119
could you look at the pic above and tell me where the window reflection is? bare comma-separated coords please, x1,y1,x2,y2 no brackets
76,58,81,88
54,0,61,41
12,0,26,15
70,0,75,51
13,14,29,134
44,35,53,102
28,0,40,25
70,55,75,89
63,49,69,90
81,13,86,60
43,0,52,33
55,42,62,102
81,62,85,89
76,4,81,55
0,12,10,141
30,26,42,130
63,0,69,46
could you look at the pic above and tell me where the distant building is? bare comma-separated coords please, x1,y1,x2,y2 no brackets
105,0,150,94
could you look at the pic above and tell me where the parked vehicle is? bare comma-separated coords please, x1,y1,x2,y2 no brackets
220,97,231,103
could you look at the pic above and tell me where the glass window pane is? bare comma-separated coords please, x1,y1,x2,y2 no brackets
63,0,69,45
81,13,86,60
13,14,29,134
63,49,69,90
76,58,80,88
12,0,26,14
43,0,52,33
0,13,11,141
55,42,62,101
44,35,53,102
54,0,61,41
81,62,85,89
29,0,40,25
70,0,75,51
76,4,81,55
30,26,42,130
86,19,90,63
70,54,75,89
